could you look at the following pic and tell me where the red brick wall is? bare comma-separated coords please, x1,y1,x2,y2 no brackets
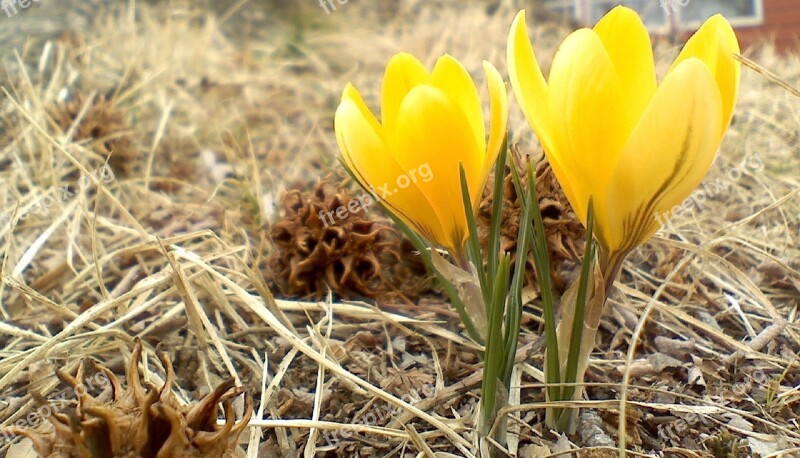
736,0,800,53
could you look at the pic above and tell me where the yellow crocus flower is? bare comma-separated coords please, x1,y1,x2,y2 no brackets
507,6,740,258
335,52,508,255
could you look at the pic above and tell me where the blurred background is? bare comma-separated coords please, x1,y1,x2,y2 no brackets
1,0,797,53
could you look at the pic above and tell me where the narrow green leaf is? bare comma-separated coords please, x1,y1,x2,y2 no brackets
501,165,534,384
481,253,511,430
508,151,525,208
560,198,596,403
524,161,561,405
502,284,522,386
487,135,509,286
459,164,488,308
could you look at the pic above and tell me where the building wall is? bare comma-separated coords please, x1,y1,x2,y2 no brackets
736,0,800,53
541,0,799,54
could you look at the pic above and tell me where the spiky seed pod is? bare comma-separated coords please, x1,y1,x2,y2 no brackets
478,148,586,292
3,340,252,458
51,94,138,177
267,179,429,301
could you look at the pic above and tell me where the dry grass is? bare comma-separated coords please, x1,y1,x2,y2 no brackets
0,1,798,457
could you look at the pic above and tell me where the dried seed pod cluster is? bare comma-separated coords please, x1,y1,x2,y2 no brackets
479,150,585,291
3,340,251,458
268,179,428,300
51,94,138,177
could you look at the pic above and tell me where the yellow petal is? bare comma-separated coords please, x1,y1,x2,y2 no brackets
593,6,657,126
603,58,723,253
393,85,483,250
547,28,626,225
431,54,485,155
507,10,581,225
335,84,447,245
507,11,553,152
668,14,740,133
336,84,386,180
381,53,430,133
479,60,508,196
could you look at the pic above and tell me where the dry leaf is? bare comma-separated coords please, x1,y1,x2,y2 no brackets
431,249,487,337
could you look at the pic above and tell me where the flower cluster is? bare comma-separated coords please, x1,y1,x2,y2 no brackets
333,5,741,438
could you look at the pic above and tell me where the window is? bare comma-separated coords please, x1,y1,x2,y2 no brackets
543,0,577,18
677,0,764,27
543,0,764,31
589,1,668,28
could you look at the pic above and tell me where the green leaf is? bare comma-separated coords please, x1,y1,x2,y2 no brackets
459,163,489,308
501,161,534,384
560,198,596,404
487,135,509,287
481,253,511,434
523,161,561,406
